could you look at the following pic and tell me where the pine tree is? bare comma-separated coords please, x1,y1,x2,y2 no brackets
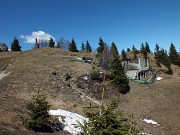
25,93,50,131
140,43,148,64
159,49,170,67
85,40,92,52
132,45,138,54
49,38,55,48
110,42,119,61
81,41,85,51
140,43,145,53
80,101,134,135
97,37,104,54
145,42,150,53
159,48,173,74
169,43,180,66
154,43,161,67
110,48,130,94
69,38,78,52
127,48,131,52
121,49,127,61
11,37,21,51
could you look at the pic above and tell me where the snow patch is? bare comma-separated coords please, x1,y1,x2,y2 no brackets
49,109,89,135
82,75,88,80
156,77,163,81
141,118,159,126
77,57,82,60
140,132,152,135
0,72,10,80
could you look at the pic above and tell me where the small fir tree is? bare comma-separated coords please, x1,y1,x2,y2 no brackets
11,37,21,51
140,43,145,53
81,41,85,51
154,43,161,67
97,37,105,54
110,47,130,94
140,43,148,64
127,48,131,52
49,38,55,48
85,40,92,52
80,101,133,135
110,42,119,61
25,93,50,131
121,49,127,61
145,42,150,53
69,38,78,52
79,74,140,135
132,45,138,54
169,43,180,66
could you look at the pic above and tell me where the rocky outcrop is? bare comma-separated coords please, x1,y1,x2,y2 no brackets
0,43,8,52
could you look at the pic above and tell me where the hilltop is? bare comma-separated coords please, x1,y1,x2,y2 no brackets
0,48,180,135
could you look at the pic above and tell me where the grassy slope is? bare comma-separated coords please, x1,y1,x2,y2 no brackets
0,48,180,135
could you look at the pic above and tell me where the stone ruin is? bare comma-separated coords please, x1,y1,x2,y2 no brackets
122,54,154,82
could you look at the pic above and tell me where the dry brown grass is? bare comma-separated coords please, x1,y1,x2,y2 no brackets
0,48,180,135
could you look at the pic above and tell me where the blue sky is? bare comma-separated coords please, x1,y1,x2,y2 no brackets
0,0,180,52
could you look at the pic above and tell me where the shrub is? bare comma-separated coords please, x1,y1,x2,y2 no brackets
90,66,100,80
166,67,173,75
79,101,140,135
25,93,50,132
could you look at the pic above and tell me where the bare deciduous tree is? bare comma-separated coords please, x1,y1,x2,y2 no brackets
57,38,70,50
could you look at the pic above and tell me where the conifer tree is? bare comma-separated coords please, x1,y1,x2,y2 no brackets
140,43,148,64
81,41,85,51
85,40,92,52
127,48,131,52
169,43,180,66
154,43,161,67
132,45,138,54
110,42,119,61
140,43,145,53
145,42,150,53
69,38,78,52
80,101,134,135
121,49,127,61
97,37,104,54
110,47,130,94
25,93,50,131
159,49,170,67
49,38,55,48
11,37,21,51
159,48,173,74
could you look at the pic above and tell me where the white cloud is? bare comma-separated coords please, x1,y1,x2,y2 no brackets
20,31,56,44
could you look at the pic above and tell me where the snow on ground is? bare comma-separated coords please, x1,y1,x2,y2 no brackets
141,118,160,126
156,77,163,81
0,71,10,80
140,132,152,135
49,109,89,135
82,75,88,80
77,57,82,60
